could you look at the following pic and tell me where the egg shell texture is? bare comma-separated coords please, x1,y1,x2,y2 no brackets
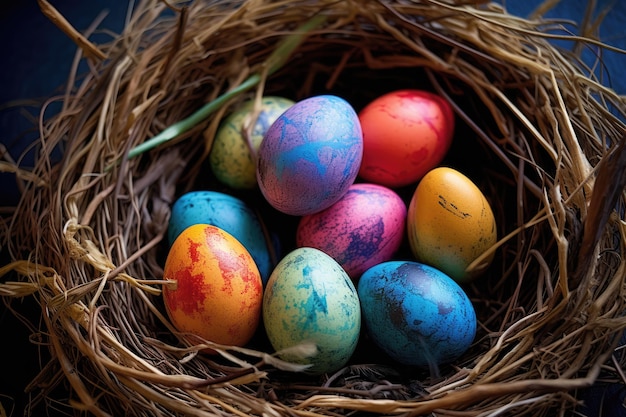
168,191,273,285
210,96,295,189
296,183,406,279
358,261,476,368
163,224,263,348
262,247,361,374
256,95,363,216
407,167,496,283
358,89,454,188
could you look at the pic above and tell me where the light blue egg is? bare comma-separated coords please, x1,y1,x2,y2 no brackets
263,247,361,374
168,191,273,284
358,261,476,368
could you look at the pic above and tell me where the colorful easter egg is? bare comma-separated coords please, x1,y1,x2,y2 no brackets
358,89,454,188
162,224,263,351
263,247,361,374
256,95,363,216
407,167,497,283
296,183,406,280
358,261,476,368
210,96,295,189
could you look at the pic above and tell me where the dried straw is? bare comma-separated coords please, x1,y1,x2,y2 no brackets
2,0,625,416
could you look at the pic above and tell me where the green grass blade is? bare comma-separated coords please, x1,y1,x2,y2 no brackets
124,14,326,162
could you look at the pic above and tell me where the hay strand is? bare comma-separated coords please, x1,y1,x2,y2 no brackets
36,0,107,61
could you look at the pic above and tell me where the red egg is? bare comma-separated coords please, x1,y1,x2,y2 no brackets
358,89,454,188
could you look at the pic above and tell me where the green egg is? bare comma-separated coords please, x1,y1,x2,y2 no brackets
209,96,295,189
262,247,361,374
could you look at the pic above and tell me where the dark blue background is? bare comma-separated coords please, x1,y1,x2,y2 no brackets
1,1,624,416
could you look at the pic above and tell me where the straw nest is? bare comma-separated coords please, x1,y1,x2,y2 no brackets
2,0,625,416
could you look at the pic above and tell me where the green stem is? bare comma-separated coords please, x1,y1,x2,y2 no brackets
127,74,261,160
124,14,326,161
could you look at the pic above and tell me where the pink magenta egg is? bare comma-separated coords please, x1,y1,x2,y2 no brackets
358,89,454,188
296,183,407,280
256,95,363,216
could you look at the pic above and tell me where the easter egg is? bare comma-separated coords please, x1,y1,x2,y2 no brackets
296,183,406,280
358,89,454,188
168,191,273,285
162,224,263,350
210,96,295,189
256,95,363,216
263,247,361,374
358,261,476,368
407,167,496,283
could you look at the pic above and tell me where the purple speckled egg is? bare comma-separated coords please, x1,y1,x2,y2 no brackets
256,95,363,216
358,261,476,368
296,183,407,280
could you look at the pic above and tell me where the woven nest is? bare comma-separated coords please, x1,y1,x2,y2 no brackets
2,0,626,416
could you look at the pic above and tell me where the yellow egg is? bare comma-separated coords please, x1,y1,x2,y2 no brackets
209,96,294,189
407,167,496,283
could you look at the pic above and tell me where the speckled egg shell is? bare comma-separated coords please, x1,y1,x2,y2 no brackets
168,191,273,285
163,224,263,350
256,95,363,216
407,167,497,283
262,247,361,374
358,261,476,368
296,183,407,280
210,96,295,189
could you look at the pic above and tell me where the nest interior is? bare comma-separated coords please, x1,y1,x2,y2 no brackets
1,0,626,416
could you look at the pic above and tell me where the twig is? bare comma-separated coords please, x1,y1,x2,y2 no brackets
37,0,106,61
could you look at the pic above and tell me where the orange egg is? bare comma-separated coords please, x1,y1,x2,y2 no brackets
358,89,454,188
162,224,263,350
407,167,496,283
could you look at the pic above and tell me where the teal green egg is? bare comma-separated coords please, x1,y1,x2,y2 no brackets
262,247,361,374
210,96,295,189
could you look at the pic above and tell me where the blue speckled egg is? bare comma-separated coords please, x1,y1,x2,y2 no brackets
263,247,361,374
168,191,273,285
210,96,295,189
358,261,476,368
296,183,406,280
256,95,363,216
